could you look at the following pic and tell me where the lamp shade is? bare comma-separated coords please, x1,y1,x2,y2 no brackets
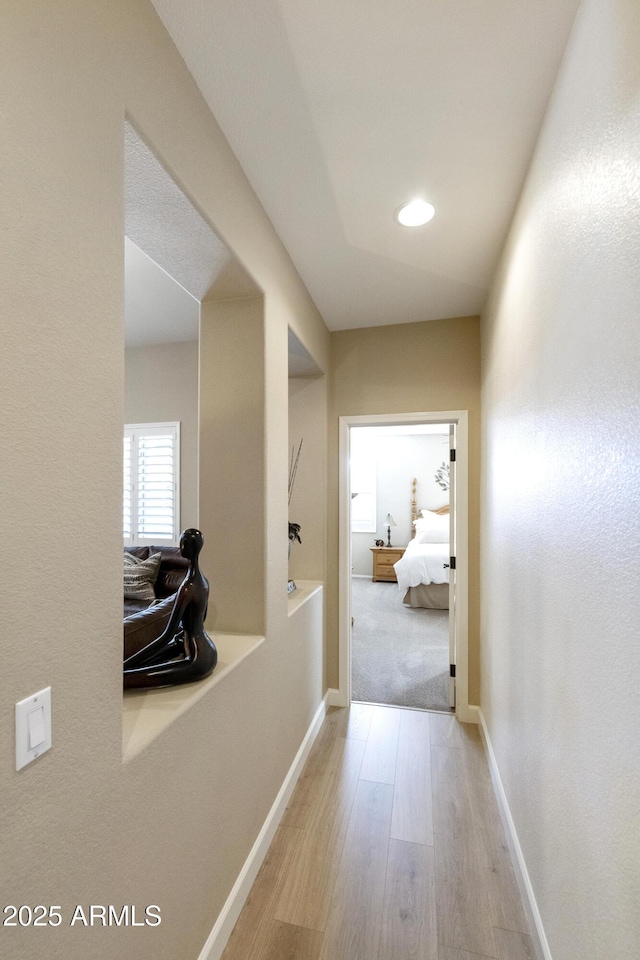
384,514,397,527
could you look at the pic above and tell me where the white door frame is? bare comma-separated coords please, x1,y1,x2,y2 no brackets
338,410,472,721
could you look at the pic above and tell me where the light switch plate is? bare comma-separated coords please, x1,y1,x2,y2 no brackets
16,687,52,771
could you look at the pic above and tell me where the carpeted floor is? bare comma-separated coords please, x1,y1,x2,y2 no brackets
351,577,450,711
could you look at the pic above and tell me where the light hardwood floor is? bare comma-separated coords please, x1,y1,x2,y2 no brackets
221,704,534,960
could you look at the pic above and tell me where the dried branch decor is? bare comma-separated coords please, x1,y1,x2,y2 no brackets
288,439,303,545
288,439,303,505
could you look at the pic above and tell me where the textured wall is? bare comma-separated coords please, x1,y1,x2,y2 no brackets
480,1,640,958
328,317,481,700
125,340,199,530
0,3,328,959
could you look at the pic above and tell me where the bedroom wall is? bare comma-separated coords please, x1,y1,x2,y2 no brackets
124,339,199,530
350,432,450,576
328,316,481,700
480,2,640,958
0,3,329,959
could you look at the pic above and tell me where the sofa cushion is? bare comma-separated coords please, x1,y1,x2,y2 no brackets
156,567,187,597
123,594,176,661
124,546,149,560
123,551,161,601
124,597,154,618
152,548,190,598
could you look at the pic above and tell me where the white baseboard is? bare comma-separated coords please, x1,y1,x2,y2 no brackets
458,702,480,724
197,693,330,960
327,687,343,707
476,709,550,960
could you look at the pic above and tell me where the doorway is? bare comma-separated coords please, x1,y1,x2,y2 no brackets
350,422,451,711
338,411,471,720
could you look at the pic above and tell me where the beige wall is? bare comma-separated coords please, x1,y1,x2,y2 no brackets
288,376,328,583
288,374,329,687
0,3,329,959
480,2,640,958
328,317,481,700
199,298,266,635
125,339,199,529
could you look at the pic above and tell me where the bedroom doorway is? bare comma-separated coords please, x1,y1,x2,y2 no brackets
338,411,470,720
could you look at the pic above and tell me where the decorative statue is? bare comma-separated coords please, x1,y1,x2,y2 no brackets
123,528,218,689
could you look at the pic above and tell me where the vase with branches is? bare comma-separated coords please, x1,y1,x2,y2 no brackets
288,439,303,553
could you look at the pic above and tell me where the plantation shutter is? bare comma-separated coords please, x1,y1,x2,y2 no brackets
123,423,180,546
123,433,133,543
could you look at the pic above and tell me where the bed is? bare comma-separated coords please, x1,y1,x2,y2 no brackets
393,478,450,609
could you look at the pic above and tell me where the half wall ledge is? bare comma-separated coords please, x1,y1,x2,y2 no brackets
287,580,323,617
122,632,265,762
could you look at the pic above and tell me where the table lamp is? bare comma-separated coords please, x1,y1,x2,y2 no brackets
383,513,397,547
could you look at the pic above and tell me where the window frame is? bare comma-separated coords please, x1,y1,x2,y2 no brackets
124,421,181,547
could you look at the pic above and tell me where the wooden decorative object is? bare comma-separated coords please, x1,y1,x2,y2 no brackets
410,477,449,533
411,477,418,538
123,529,218,689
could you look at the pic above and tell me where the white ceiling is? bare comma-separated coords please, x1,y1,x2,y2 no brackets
288,328,323,377
124,238,200,347
149,0,580,331
124,121,259,347
125,123,232,302
123,121,328,366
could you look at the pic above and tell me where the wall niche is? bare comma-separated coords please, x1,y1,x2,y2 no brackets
288,328,326,586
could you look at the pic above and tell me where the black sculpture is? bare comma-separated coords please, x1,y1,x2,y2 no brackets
123,528,218,689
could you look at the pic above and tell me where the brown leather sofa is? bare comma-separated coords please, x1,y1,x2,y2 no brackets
123,546,189,661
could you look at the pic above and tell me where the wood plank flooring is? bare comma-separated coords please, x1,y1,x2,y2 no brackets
221,705,534,960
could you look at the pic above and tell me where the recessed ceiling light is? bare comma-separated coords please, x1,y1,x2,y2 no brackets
395,199,436,227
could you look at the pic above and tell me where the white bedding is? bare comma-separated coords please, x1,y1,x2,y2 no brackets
393,538,450,593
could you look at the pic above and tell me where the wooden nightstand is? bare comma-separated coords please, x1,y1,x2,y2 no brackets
370,546,405,582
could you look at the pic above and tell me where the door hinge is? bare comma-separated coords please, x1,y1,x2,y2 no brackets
449,556,456,570
450,664,456,678
450,448,456,462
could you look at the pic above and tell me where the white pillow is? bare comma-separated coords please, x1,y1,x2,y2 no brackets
124,551,162,600
413,513,449,543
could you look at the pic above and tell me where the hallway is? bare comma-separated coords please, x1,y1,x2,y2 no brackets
221,704,534,960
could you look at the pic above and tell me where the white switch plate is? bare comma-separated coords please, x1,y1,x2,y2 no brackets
16,687,52,771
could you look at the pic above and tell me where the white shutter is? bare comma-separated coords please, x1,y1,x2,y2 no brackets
123,431,133,544
123,423,180,546
137,429,176,542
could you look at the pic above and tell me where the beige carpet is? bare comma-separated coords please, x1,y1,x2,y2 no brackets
351,577,450,711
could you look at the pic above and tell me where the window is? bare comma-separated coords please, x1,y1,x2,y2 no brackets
124,422,180,546
350,428,377,533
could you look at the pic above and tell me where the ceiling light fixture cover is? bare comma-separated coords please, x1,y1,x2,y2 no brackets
395,199,436,226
